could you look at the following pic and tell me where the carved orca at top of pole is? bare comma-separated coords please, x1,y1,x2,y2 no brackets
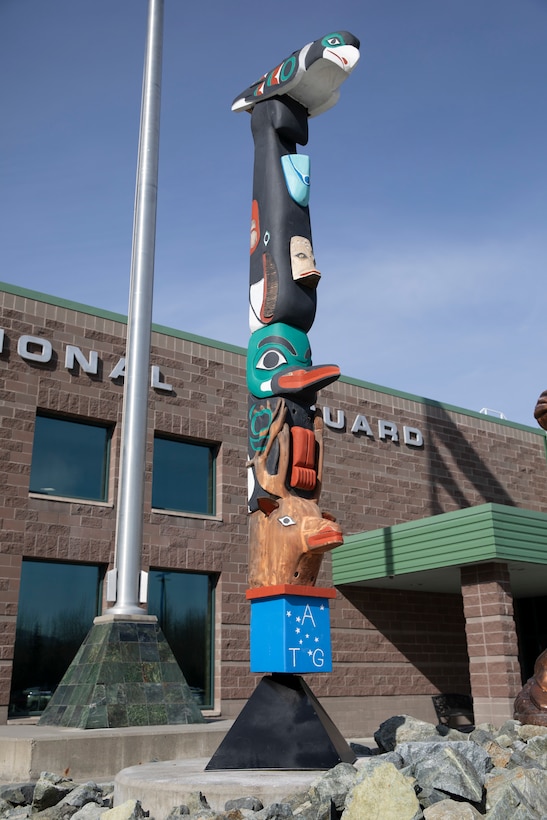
232,31,360,117
238,31,360,590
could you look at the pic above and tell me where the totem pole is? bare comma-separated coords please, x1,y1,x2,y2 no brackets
513,390,547,726
207,32,360,770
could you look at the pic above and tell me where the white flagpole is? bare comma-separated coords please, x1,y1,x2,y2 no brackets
110,0,164,615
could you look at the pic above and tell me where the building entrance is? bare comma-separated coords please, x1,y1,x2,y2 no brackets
514,595,547,683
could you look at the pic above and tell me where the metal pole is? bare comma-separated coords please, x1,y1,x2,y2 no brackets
110,0,164,615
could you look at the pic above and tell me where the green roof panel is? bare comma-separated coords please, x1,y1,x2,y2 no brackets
332,503,547,586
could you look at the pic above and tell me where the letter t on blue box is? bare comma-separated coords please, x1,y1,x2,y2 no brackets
246,585,336,674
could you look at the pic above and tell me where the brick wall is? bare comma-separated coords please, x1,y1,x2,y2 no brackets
1,287,547,722
461,562,522,724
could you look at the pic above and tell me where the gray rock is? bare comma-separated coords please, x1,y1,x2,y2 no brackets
348,742,375,756
485,766,547,818
100,800,149,820
469,728,513,768
3,808,31,820
0,797,14,814
254,804,293,819
32,775,76,813
224,797,263,812
517,724,547,743
493,732,515,749
59,784,103,809
309,762,357,811
164,808,190,818
509,767,547,817
0,785,34,807
414,781,458,810
506,748,543,771
521,734,547,768
355,750,403,775
397,741,489,803
180,793,209,815
374,715,441,752
32,805,79,820
70,805,105,820
285,795,333,819
423,798,483,818
495,720,521,742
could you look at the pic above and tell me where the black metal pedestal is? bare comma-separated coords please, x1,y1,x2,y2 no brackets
206,673,356,770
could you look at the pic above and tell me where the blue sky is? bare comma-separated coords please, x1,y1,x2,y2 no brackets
2,0,547,426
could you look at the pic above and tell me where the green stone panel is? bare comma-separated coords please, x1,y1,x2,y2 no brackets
158,641,175,662
38,619,205,728
106,683,127,704
142,662,162,683
86,706,107,729
127,705,149,726
126,683,147,704
140,642,160,663
144,683,164,703
147,705,168,725
120,642,140,663
162,662,183,682
123,663,144,683
107,704,128,728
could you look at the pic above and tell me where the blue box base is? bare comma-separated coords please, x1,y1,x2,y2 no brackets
249,591,333,674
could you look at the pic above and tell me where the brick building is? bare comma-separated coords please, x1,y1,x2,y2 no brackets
1,280,547,735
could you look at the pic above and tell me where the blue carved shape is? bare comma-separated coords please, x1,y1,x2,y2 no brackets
249,591,333,673
281,154,311,206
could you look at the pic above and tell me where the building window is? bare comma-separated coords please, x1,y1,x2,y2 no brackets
29,413,111,501
148,570,216,708
9,560,103,718
152,436,216,515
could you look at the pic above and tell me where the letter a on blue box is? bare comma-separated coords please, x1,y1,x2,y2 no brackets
248,588,334,673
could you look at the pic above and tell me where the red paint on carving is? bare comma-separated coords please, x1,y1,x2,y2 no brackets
277,365,340,391
307,526,344,551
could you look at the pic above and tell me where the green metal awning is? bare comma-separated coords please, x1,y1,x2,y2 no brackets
332,503,547,597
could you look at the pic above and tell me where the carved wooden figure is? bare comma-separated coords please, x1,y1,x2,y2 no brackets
247,398,343,588
235,32,360,590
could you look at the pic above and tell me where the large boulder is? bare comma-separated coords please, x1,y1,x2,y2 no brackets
342,761,422,820
374,715,442,752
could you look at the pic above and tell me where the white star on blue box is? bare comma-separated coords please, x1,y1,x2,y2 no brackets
248,586,334,673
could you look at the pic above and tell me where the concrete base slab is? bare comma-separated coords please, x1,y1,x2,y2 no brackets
115,758,326,816
0,720,233,782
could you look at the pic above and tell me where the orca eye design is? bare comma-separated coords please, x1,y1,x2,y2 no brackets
256,349,287,371
323,33,345,47
279,516,296,527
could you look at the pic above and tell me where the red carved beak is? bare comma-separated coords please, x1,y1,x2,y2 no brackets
275,364,340,393
307,527,344,553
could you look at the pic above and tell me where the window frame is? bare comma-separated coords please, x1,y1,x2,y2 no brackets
8,558,105,719
151,434,218,517
29,411,113,503
148,568,217,710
